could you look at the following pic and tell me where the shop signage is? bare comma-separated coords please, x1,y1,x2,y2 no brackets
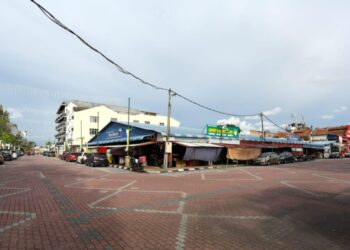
206,125,240,138
209,138,240,145
346,125,350,138
286,135,301,141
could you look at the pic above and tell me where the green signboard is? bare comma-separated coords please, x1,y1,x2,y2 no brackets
206,125,240,138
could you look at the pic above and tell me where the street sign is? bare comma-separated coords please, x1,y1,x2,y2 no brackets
206,125,240,138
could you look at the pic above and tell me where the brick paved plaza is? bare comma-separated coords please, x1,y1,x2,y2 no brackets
0,156,349,249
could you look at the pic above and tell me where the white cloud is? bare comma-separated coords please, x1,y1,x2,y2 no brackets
217,117,257,134
321,114,334,119
7,108,23,119
217,116,285,134
245,106,282,120
333,106,347,113
321,105,347,119
264,106,282,116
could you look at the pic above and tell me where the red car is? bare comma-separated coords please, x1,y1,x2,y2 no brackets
65,153,81,162
60,152,70,160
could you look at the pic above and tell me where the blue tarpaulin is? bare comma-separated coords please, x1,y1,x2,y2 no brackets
88,122,156,146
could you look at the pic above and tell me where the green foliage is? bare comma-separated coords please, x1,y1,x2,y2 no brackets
0,105,36,151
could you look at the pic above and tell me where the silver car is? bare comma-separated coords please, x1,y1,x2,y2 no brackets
255,152,280,165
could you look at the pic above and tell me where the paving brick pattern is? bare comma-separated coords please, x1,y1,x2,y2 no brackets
0,156,349,249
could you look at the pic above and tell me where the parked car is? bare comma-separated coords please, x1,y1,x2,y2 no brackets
16,150,24,157
82,153,91,164
77,152,87,164
345,152,350,158
304,154,316,161
11,151,18,160
0,152,4,165
60,152,70,160
279,152,296,164
48,151,56,157
66,152,81,162
1,150,13,161
329,151,341,159
255,152,280,165
43,151,49,156
85,153,108,167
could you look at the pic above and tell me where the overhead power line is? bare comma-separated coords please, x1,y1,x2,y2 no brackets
173,91,258,117
30,0,260,117
30,0,167,91
263,114,289,132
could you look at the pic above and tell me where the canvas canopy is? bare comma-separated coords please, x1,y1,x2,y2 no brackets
176,142,223,162
226,148,261,160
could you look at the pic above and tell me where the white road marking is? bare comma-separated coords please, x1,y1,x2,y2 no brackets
187,214,273,220
312,174,350,184
239,169,263,180
38,171,45,179
175,214,188,250
177,193,188,214
280,181,322,197
0,211,36,233
64,173,110,188
0,187,31,199
88,181,136,208
270,167,296,174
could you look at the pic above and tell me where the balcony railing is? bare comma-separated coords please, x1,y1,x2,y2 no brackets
55,131,66,138
55,122,66,130
55,113,67,123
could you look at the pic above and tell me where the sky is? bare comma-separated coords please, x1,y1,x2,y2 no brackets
1,0,349,145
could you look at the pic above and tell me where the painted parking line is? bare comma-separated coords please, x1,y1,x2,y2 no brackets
64,173,110,188
280,181,323,197
312,174,350,184
0,187,31,199
88,180,136,208
200,167,262,181
239,168,263,180
38,171,45,179
0,211,36,233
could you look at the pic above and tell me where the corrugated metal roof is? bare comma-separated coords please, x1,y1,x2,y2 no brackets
175,142,223,148
117,121,209,139
89,134,151,146
239,134,305,145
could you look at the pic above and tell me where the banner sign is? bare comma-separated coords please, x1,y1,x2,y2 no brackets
206,125,240,138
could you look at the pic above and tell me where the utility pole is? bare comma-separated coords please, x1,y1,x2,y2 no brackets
80,120,83,152
97,111,100,148
260,112,265,140
125,98,131,167
163,88,172,169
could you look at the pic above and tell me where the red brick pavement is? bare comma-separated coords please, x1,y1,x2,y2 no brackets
0,156,349,249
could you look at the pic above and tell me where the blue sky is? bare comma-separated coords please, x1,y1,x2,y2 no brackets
1,0,349,145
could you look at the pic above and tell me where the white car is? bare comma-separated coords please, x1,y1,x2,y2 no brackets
11,151,18,160
77,152,86,164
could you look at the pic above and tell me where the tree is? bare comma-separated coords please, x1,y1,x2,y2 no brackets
0,105,31,150
23,141,36,152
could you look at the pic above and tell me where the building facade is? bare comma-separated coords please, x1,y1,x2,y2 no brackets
55,100,180,154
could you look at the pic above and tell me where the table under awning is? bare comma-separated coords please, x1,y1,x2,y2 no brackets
175,142,223,162
110,141,157,156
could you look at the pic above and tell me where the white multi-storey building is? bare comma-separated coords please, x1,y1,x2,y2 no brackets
55,100,180,154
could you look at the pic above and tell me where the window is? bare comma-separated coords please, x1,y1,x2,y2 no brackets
159,122,165,126
145,121,150,125
71,128,74,132
89,128,98,135
133,120,139,123
90,116,99,123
